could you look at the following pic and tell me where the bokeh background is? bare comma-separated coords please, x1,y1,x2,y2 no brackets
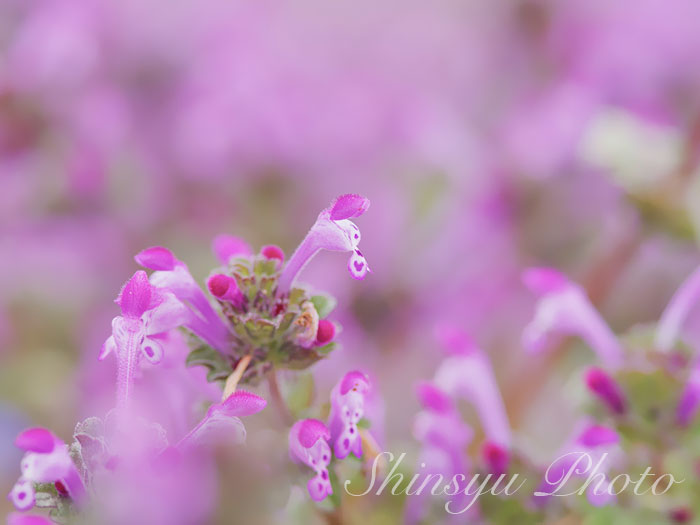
2,0,700,522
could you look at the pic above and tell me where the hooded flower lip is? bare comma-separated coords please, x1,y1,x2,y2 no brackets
656,266,700,352
434,324,512,452
177,390,266,449
289,419,333,502
9,428,85,512
100,270,191,407
329,370,370,459
522,267,624,370
135,246,231,351
278,194,370,293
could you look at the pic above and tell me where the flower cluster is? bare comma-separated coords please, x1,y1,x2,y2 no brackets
7,195,371,524
289,370,376,502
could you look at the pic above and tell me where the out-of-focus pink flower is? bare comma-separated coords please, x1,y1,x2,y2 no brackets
677,364,700,427
585,366,627,415
406,382,474,524
135,247,231,351
176,390,266,449
534,422,619,507
99,270,191,407
656,266,700,352
279,194,370,292
522,267,623,370
8,428,84,512
434,324,511,473
328,370,370,460
211,235,253,266
289,419,333,502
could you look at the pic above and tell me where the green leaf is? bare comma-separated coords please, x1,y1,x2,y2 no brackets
316,342,337,356
310,294,337,319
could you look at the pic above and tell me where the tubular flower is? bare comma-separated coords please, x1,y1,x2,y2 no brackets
677,363,700,426
278,194,370,292
522,267,624,370
135,247,232,351
407,382,475,524
289,419,333,502
656,266,700,352
585,367,627,415
8,428,85,513
99,270,191,407
434,324,511,473
328,370,371,459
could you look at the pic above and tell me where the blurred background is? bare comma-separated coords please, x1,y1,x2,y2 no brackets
2,0,700,522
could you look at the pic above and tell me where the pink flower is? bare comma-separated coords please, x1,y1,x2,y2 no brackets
328,370,371,459
677,364,700,426
135,247,232,351
535,422,620,507
99,270,191,407
522,268,623,370
7,514,52,525
655,266,700,352
8,428,84,512
434,324,511,473
289,419,333,502
278,194,370,292
177,390,267,449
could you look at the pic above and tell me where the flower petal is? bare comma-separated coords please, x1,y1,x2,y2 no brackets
329,194,370,220
415,381,453,413
7,513,52,525
116,271,153,319
214,390,267,418
297,419,330,448
15,428,55,453
134,246,177,271
8,479,35,511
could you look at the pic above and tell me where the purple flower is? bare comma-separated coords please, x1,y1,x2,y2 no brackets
278,194,370,292
535,422,620,507
328,370,371,459
407,382,474,524
656,266,700,352
522,268,623,370
135,246,232,351
177,390,267,449
8,428,84,512
99,270,191,407
289,419,333,502
677,364,700,426
585,367,627,415
434,324,511,472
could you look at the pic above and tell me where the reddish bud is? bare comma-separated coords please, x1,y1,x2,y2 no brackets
316,320,336,345
261,244,285,262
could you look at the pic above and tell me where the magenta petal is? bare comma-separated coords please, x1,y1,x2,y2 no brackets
585,367,626,415
15,428,55,453
482,441,510,475
415,382,453,413
116,271,152,319
212,235,252,264
578,425,619,447
298,419,330,448
261,245,285,262
329,194,370,220
214,390,267,418
134,246,177,271
522,267,569,295
7,513,51,525
340,370,370,395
